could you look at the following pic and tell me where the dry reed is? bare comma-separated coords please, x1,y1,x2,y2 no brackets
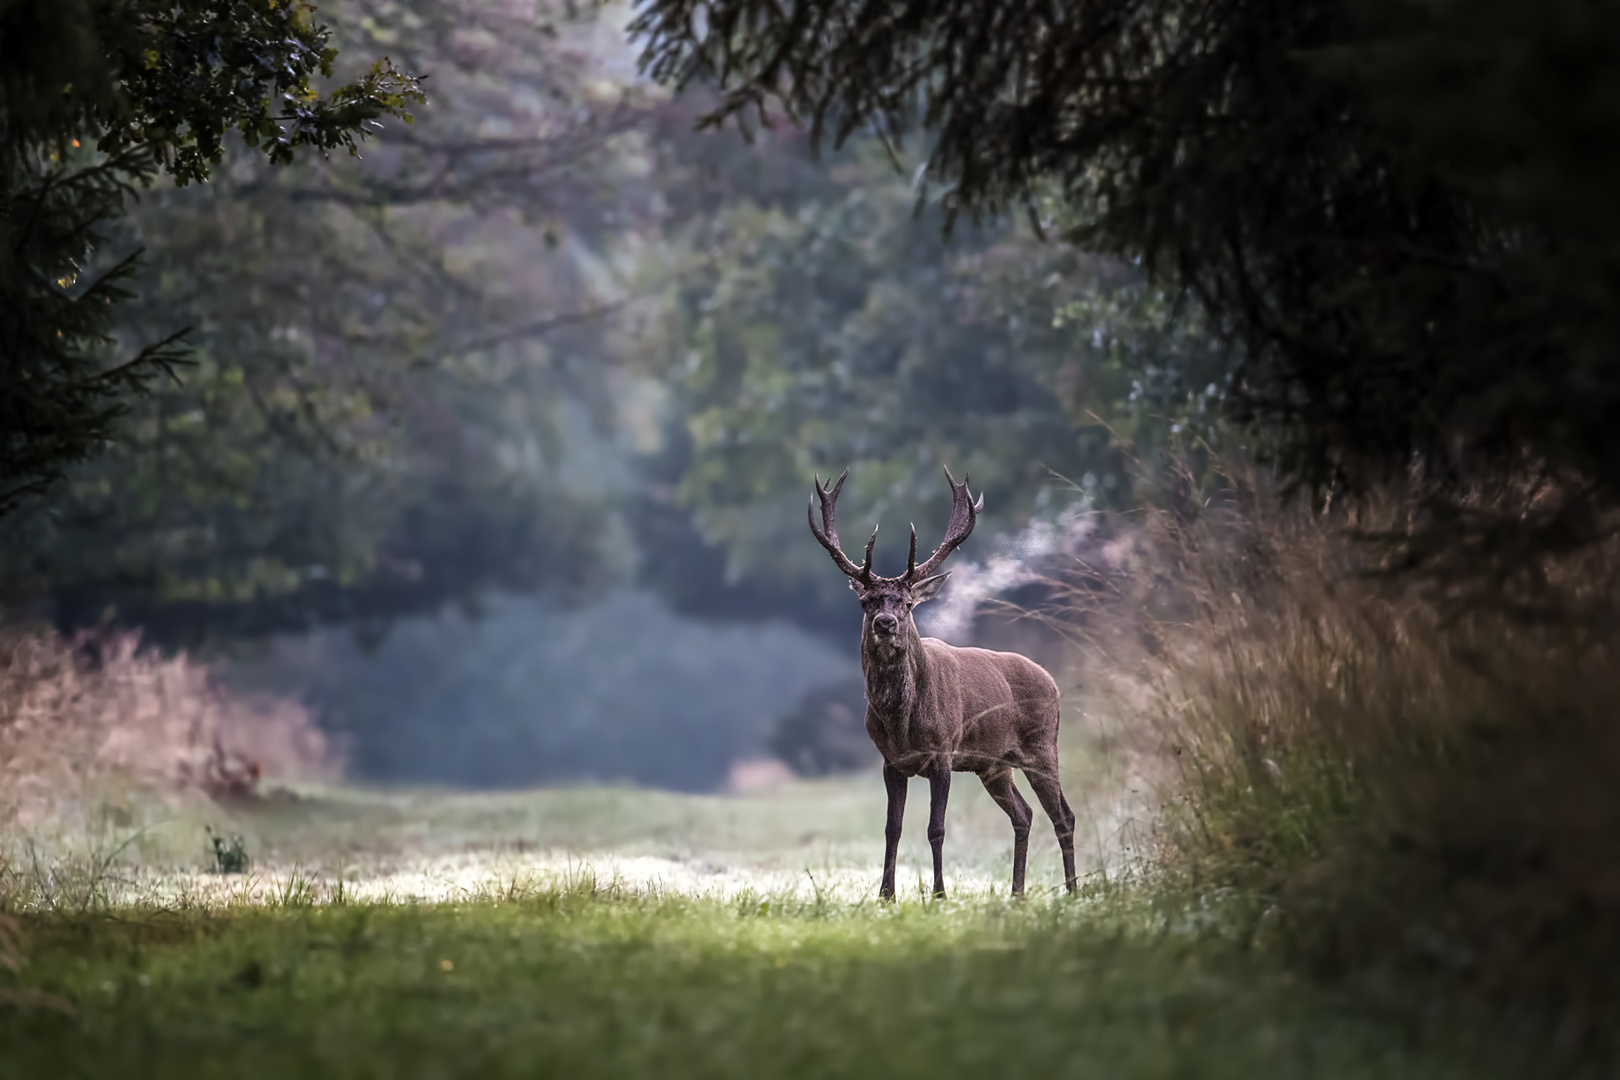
0,624,339,831
1056,462,1620,1040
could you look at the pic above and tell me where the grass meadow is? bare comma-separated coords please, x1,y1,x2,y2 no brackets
0,779,1539,1080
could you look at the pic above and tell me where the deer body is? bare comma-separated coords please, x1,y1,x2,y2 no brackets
810,468,1077,899
862,638,1056,778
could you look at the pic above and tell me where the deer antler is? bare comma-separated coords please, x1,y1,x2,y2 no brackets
808,469,876,583
907,465,984,581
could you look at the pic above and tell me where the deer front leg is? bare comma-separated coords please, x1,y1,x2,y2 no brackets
927,766,951,899
880,762,907,900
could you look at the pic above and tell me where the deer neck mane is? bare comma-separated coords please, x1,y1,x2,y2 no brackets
861,622,924,724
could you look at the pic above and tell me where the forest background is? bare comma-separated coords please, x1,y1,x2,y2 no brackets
2,0,1218,793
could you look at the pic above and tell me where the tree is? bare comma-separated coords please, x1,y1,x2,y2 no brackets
633,0,1620,600
0,0,423,516
1,0,654,643
627,129,1217,604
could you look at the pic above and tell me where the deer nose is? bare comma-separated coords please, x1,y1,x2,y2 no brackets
873,612,900,634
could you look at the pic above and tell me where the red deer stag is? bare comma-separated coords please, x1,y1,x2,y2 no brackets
808,467,1076,899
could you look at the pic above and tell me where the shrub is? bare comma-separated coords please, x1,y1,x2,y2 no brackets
0,625,338,830
1063,464,1620,1043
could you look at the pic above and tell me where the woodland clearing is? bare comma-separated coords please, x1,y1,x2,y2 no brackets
0,779,1540,1079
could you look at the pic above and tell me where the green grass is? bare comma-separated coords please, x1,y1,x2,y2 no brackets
0,780,1550,1079
0,881,1526,1080
2,772,1122,908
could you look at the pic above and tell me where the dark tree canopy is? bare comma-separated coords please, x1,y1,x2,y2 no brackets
0,0,423,515
634,0,1620,595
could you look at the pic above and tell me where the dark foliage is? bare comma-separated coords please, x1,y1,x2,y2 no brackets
33,475,613,645
630,119,1218,604
0,0,422,515
766,677,874,776
0,0,654,645
634,0,1620,591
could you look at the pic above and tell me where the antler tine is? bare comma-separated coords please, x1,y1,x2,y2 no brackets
908,464,983,581
905,523,918,578
807,468,869,581
861,525,878,581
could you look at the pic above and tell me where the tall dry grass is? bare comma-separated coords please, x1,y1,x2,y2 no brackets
1059,465,1620,1041
0,625,339,832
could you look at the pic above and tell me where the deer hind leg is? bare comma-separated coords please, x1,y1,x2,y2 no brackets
979,769,1033,896
880,763,907,900
1023,763,1078,894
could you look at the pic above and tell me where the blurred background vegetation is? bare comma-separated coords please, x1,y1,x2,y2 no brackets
12,0,1620,786
8,0,1620,794
1,0,1211,792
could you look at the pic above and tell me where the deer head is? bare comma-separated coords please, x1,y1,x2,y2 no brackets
808,466,983,656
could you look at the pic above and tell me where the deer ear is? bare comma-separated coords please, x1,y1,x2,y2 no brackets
847,577,867,598
909,572,951,605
